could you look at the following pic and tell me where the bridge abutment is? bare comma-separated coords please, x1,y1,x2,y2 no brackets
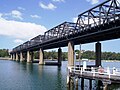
58,48,62,66
68,41,74,67
39,48,44,65
95,42,101,67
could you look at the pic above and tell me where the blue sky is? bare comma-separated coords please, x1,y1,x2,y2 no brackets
0,0,120,52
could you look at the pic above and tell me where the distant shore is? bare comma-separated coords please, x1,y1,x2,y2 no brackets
0,57,11,60
76,59,120,62
0,58,120,62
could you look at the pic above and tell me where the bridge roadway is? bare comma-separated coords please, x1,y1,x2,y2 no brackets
11,0,120,67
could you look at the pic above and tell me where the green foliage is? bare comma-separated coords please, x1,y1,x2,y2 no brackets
26,49,120,61
34,51,67,60
0,49,9,57
81,50,95,60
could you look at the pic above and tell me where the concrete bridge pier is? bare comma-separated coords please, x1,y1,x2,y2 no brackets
95,42,101,67
20,52,23,62
67,41,74,86
31,52,34,62
39,48,44,65
58,48,62,66
27,51,31,63
13,54,15,60
16,53,19,61
10,54,13,60
68,41,74,67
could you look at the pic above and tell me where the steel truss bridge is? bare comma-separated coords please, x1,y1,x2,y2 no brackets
11,0,120,53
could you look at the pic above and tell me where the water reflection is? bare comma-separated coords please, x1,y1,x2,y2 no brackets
0,60,120,90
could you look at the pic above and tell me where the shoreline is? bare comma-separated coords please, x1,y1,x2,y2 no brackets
0,57,11,60
76,59,120,62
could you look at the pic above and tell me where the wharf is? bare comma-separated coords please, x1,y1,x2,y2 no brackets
68,66,120,84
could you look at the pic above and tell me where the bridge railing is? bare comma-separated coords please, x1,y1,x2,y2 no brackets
76,0,120,32
43,22,77,42
29,35,44,47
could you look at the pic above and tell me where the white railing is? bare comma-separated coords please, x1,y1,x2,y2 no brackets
68,66,120,79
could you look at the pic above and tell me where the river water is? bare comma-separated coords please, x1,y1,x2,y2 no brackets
0,60,120,90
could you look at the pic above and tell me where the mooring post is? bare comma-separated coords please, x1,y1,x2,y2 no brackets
97,80,103,90
39,48,44,65
81,78,84,90
89,79,92,90
75,78,78,90
70,77,74,90
95,42,101,67
58,48,62,66
103,83,108,90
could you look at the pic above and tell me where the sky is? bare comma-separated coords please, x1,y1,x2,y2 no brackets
0,0,120,52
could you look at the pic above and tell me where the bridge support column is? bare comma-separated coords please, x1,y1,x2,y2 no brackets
13,54,15,60
58,48,62,66
10,54,13,60
20,52,23,62
16,53,18,61
39,48,44,65
31,52,34,62
95,42,101,67
68,41,74,67
27,51,31,63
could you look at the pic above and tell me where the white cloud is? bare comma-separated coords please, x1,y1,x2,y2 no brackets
4,10,23,20
30,15,41,19
14,39,24,44
11,10,23,20
72,17,78,23
39,2,57,10
0,17,47,41
0,13,3,18
18,7,25,11
52,0,65,2
86,0,99,5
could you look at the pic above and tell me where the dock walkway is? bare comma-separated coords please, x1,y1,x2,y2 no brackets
68,66,120,84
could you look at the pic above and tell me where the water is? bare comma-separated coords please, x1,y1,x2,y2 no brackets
0,60,120,90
